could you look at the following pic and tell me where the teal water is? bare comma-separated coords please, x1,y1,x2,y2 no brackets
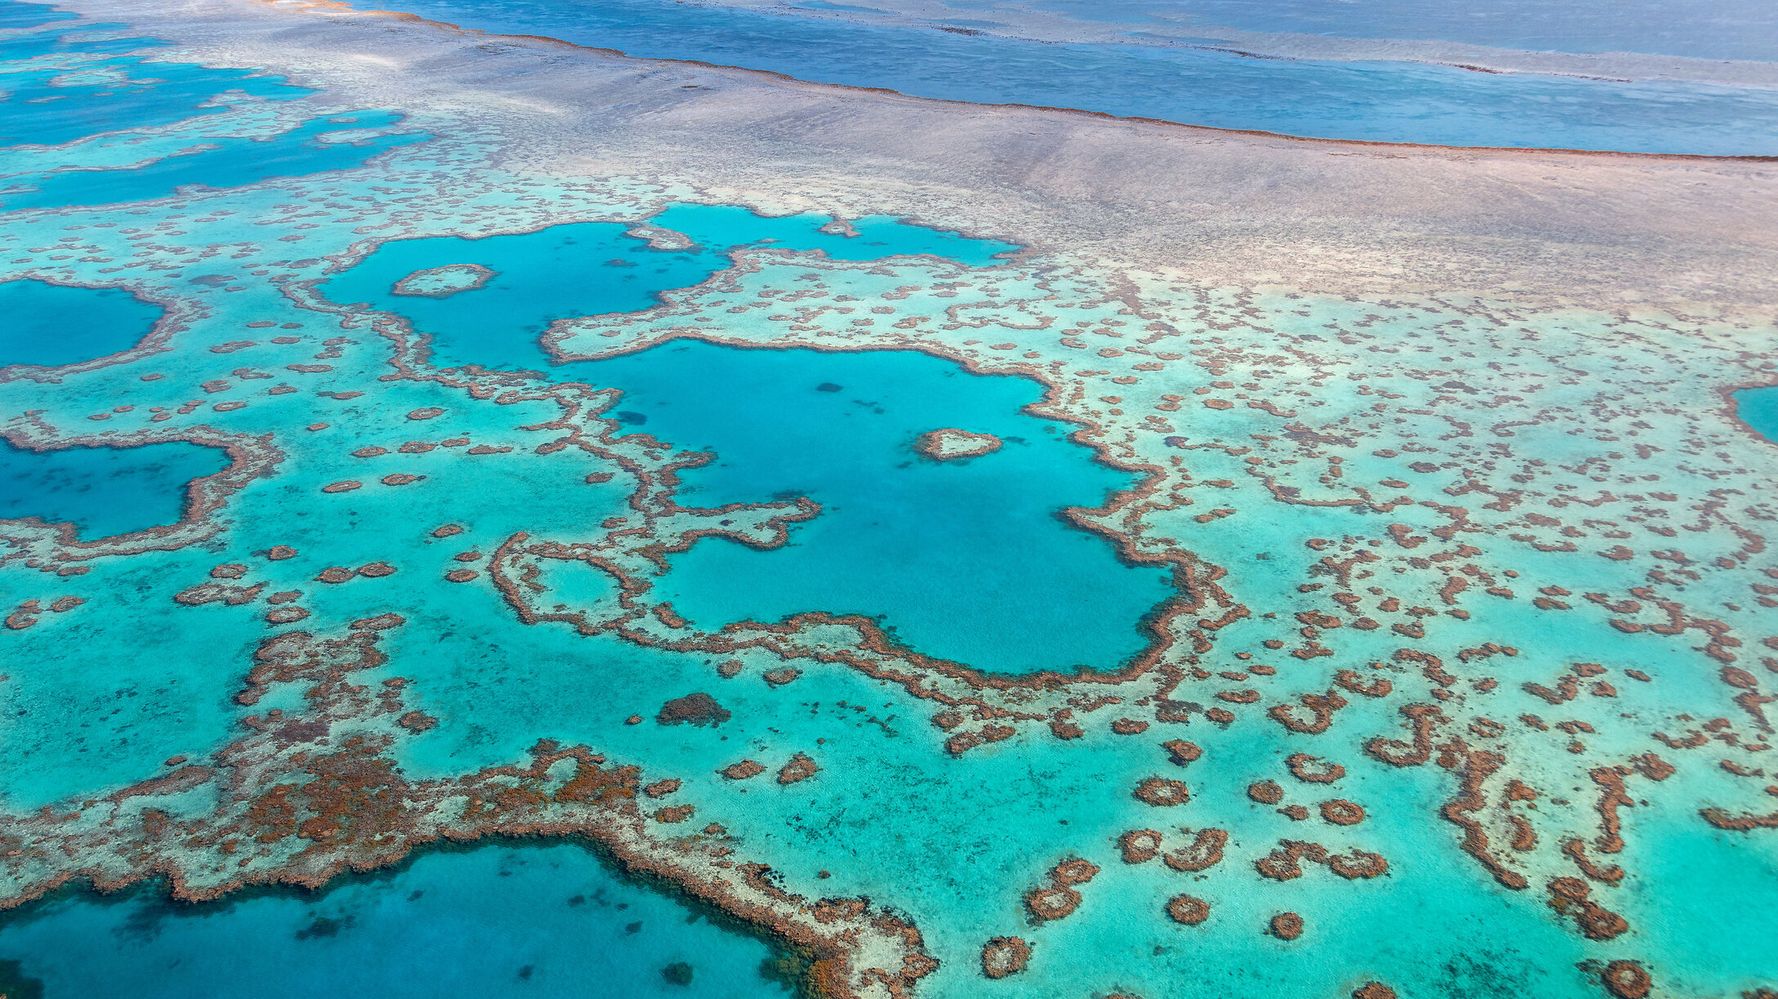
323,209,1164,672
0,842,795,999
320,204,1011,370
0,279,161,368
0,436,225,539
1,110,427,210
376,0,1778,154
0,32,308,148
3,2,1778,998
621,342,1171,673
1735,385,1778,444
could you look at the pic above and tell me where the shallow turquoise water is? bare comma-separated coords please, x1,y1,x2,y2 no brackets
1735,385,1778,444
621,342,1171,673
323,208,1164,672
0,279,161,368
0,30,307,148
3,2,1777,997
0,842,795,999
0,436,225,539
1,110,427,210
380,0,1778,154
321,205,1013,370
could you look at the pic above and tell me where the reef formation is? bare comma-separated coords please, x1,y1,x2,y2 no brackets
1,0,1776,997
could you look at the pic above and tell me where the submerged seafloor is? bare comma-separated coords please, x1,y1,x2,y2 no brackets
2,0,1778,997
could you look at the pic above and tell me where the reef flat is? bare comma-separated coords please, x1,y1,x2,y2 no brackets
1,0,1777,997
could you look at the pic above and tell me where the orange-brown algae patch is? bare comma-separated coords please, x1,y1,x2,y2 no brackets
656,692,730,727
1023,885,1081,922
1320,799,1366,826
321,480,361,494
1119,829,1163,864
1286,753,1347,784
1166,894,1210,926
1023,857,1100,923
720,760,766,781
1600,960,1652,999
1162,827,1229,872
5,602,40,630
1353,982,1399,999
653,804,695,823
1248,780,1285,805
1162,739,1202,767
1134,776,1191,807
1051,858,1101,886
1546,877,1629,940
776,753,819,785
1269,912,1305,940
980,936,1032,979
396,711,437,733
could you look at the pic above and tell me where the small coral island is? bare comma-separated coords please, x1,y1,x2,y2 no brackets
914,427,1002,461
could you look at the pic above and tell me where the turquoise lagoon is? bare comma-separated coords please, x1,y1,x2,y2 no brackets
1736,384,1778,445
0,279,160,368
0,436,225,540
320,207,1169,673
3,1,1778,998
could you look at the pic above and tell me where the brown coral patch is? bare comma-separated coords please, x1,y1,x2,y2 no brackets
720,760,766,781
1269,912,1304,940
1319,799,1366,826
1134,776,1191,807
1166,894,1210,925
656,692,730,727
1162,739,1202,767
1546,877,1628,940
1285,753,1347,784
1247,780,1284,805
1161,827,1228,873
980,936,1031,979
776,753,819,785
1600,960,1652,999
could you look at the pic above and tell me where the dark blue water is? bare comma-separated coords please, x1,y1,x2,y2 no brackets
378,0,1778,153
0,34,308,148
1008,0,1778,60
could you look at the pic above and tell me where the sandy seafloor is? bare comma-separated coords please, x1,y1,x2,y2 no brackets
1,0,1778,997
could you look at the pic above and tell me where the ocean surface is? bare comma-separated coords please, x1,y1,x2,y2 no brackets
0,842,796,998
2,1,1777,998
367,0,1778,154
